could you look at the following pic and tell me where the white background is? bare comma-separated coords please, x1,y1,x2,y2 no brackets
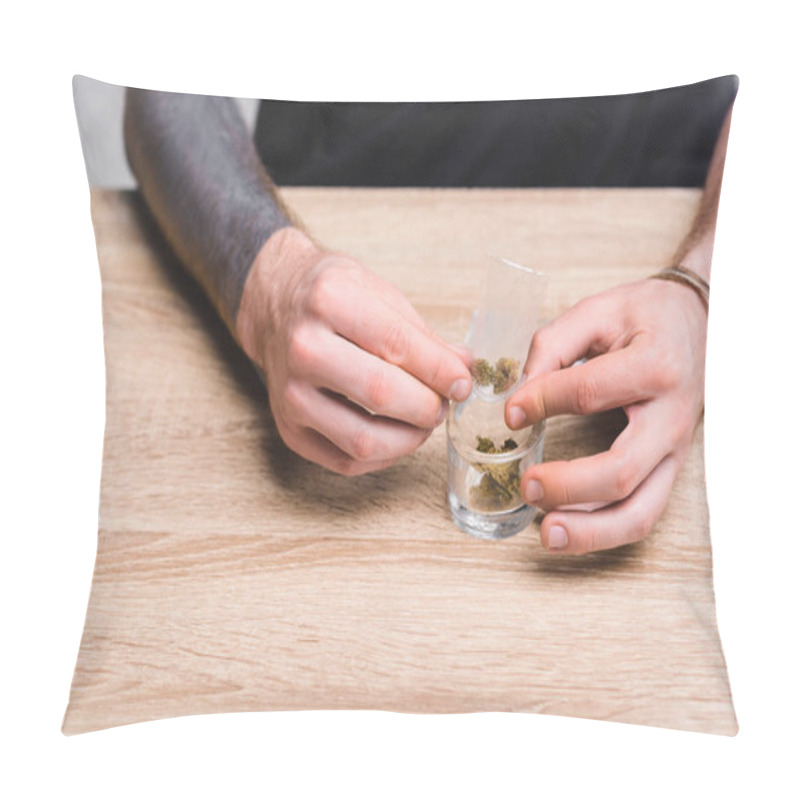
2,2,798,797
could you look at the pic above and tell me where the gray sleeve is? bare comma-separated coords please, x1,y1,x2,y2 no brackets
123,88,293,333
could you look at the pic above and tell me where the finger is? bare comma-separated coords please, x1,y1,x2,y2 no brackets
506,341,653,426
523,295,620,380
362,273,433,331
520,402,670,509
448,342,473,365
539,455,680,554
292,328,448,429
278,421,399,476
322,283,472,402
290,382,433,463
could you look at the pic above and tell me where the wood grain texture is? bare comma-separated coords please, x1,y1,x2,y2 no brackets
63,188,737,735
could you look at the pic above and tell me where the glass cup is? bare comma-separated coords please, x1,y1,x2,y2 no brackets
446,256,548,539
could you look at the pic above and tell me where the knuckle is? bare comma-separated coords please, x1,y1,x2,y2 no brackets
282,380,307,418
308,268,340,317
611,452,639,500
381,320,411,365
554,478,572,508
332,456,359,476
274,387,319,452
545,465,572,508
287,325,318,375
419,392,443,428
528,329,550,368
586,528,604,555
426,352,448,393
530,326,550,355
365,368,392,413
517,379,547,422
335,455,385,477
533,320,556,345
535,386,550,421
574,376,600,415
350,427,376,461
274,417,302,454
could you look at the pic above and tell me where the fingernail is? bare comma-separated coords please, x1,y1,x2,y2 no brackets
507,406,526,429
435,399,449,425
548,525,568,550
449,378,470,402
523,479,543,504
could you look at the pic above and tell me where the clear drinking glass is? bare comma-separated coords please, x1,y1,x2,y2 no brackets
447,256,548,539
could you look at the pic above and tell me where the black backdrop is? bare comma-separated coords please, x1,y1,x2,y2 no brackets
254,75,738,188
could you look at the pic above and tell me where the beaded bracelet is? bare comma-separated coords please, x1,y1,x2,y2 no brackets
650,265,710,307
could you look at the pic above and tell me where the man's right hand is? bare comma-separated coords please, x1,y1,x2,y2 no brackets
236,227,473,475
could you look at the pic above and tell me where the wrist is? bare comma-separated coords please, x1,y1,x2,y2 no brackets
650,264,710,312
235,225,323,369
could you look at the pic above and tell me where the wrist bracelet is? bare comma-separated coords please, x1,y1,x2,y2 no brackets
650,265,710,307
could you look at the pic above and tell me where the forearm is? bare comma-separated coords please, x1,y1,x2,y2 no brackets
123,88,294,334
671,105,733,283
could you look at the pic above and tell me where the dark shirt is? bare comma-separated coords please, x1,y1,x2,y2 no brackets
253,75,738,189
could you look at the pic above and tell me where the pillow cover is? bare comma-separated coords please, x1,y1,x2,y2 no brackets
63,74,738,736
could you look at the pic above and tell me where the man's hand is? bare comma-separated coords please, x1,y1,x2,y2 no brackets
237,227,473,475
505,278,708,554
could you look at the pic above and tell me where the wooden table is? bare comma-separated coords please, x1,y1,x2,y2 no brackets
62,187,737,735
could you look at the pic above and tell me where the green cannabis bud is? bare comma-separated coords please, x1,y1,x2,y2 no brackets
470,358,496,387
475,435,497,454
493,357,519,394
469,435,521,512
470,356,520,394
